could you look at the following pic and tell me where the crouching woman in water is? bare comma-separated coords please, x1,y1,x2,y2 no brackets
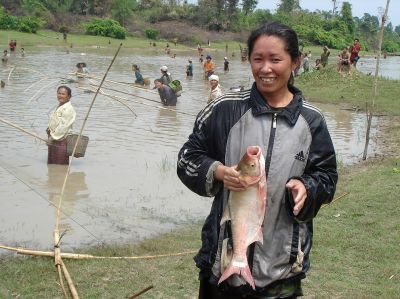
47,85,76,165
177,22,338,299
154,79,177,106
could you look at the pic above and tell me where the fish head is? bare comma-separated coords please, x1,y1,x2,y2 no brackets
237,146,263,183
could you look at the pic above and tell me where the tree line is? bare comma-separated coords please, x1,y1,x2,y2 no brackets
0,0,399,52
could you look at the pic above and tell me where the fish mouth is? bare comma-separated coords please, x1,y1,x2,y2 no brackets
247,146,261,156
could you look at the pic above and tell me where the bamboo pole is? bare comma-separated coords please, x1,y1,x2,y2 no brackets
362,0,390,160
58,264,69,299
24,77,50,92
0,117,48,143
0,244,197,260
78,85,194,117
69,72,158,95
320,192,350,209
61,259,80,299
78,85,137,116
27,79,60,104
53,43,123,298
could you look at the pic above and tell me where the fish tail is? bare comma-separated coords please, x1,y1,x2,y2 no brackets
218,262,256,290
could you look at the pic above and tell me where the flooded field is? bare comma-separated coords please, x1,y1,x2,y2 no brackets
0,46,381,252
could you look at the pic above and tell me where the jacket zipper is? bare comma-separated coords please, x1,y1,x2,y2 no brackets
265,112,278,175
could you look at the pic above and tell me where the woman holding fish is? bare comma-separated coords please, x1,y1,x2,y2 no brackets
177,22,338,299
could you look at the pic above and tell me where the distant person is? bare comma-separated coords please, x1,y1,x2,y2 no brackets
2,50,8,64
307,50,312,58
320,46,330,68
1,80,5,88
20,47,25,57
154,79,177,106
186,58,193,77
199,54,204,63
338,47,350,75
203,55,215,79
165,43,171,55
159,65,172,85
63,32,67,41
315,58,322,70
9,40,16,52
223,57,229,73
132,64,144,85
208,74,222,103
349,38,361,67
47,85,76,165
302,52,310,73
76,62,89,78
293,51,302,76
198,44,203,56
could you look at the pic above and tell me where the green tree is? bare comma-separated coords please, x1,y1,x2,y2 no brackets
340,1,354,35
359,13,379,46
395,25,400,35
241,0,257,15
277,0,299,14
385,21,393,33
111,0,137,26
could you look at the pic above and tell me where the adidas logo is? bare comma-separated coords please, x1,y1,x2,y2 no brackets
294,151,305,162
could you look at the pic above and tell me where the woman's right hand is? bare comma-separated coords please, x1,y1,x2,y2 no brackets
214,164,246,192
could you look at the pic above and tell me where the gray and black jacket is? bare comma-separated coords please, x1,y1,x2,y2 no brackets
177,83,338,289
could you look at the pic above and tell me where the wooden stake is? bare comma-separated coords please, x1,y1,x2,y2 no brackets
362,0,390,160
128,285,154,299
61,259,80,299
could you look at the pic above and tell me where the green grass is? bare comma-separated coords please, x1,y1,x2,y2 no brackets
304,157,400,298
296,66,400,116
0,30,191,51
1,159,399,298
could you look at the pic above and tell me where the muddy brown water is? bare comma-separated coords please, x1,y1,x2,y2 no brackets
0,46,380,252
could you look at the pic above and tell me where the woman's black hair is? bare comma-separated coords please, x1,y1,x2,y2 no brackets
247,22,300,85
57,85,72,98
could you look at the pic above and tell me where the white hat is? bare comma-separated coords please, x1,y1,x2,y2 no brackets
160,65,168,72
224,57,228,60
209,74,219,82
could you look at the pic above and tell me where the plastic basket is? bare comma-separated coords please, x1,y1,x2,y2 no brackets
66,134,89,158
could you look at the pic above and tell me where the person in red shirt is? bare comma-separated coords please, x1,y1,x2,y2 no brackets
349,38,361,67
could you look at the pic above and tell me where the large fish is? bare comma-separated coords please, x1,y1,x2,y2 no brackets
218,145,267,290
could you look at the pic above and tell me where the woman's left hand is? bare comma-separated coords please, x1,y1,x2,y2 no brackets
286,179,307,216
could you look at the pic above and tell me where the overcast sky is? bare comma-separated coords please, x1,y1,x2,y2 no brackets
257,0,399,27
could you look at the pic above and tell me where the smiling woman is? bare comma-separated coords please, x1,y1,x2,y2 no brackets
46,85,76,165
177,22,338,299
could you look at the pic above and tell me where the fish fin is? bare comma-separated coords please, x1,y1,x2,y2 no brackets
240,264,256,290
218,262,256,290
252,227,264,244
220,206,231,225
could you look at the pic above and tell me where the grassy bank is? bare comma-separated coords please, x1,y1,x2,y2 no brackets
1,157,399,298
296,66,400,116
0,29,244,52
